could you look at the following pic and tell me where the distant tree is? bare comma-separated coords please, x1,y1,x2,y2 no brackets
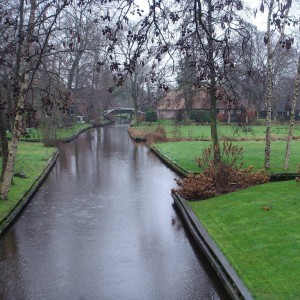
102,0,251,162
284,53,300,170
260,0,294,169
176,52,197,119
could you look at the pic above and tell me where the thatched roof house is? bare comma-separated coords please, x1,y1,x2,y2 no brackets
157,89,236,119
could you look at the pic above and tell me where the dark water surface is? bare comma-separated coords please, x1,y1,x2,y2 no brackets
0,125,229,300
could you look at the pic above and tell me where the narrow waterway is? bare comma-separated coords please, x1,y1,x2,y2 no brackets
0,125,229,300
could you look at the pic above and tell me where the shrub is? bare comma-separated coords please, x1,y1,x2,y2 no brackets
174,142,270,200
217,112,228,122
237,113,247,124
174,167,269,200
232,124,256,137
247,111,256,122
190,110,211,122
175,109,185,122
145,111,158,122
173,174,216,200
145,125,167,144
196,142,244,171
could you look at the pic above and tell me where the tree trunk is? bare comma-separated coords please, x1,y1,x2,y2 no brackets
131,75,139,124
264,0,274,170
206,0,220,163
0,0,36,200
264,0,289,169
283,55,300,170
227,110,231,124
0,75,30,199
0,108,9,182
67,50,84,89
10,0,25,128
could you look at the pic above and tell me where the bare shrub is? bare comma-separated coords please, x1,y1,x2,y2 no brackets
173,174,216,200
145,125,167,144
196,142,244,171
174,142,270,200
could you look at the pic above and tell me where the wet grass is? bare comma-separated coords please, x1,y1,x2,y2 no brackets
189,180,300,299
0,142,56,224
9,123,91,141
132,122,300,141
153,140,300,173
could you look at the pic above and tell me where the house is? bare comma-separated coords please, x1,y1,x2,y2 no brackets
156,89,248,122
281,102,300,121
156,91,186,119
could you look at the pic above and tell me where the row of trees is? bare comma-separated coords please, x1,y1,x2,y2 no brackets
105,0,299,169
0,0,114,199
0,0,167,199
0,0,299,200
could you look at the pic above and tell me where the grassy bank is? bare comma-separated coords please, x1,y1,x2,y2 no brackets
132,122,300,141
153,140,300,173
189,180,300,299
11,123,92,141
0,142,56,224
147,122,300,298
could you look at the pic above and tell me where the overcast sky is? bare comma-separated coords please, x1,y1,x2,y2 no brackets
135,0,299,34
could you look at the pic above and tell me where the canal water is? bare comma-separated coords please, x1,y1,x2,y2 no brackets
0,125,229,299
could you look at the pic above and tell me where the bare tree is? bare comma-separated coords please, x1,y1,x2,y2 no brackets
0,0,70,200
261,0,294,169
101,0,251,162
284,53,300,170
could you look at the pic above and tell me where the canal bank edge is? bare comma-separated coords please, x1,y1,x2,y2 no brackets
0,124,111,236
0,150,59,236
172,193,253,300
149,144,253,299
150,146,190,177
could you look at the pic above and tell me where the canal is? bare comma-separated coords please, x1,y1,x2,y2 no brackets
0,125,229,299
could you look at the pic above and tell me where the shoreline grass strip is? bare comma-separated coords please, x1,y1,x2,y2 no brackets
154,141,300,173
189,180,300,300
0,142,56,226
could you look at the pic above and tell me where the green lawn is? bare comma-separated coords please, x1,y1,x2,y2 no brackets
133,122,300,141
189,180,300,299
0,142,56,223
12,123,91,141
153,140,300,173
56,123,92,139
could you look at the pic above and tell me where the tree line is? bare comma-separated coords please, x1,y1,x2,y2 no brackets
0,0,299,199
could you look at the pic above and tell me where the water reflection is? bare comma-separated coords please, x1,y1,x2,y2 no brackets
0,125,229,299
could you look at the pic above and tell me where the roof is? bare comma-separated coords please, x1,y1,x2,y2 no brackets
157,89,228,111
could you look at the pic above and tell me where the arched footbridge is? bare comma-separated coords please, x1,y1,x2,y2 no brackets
102,108,144,120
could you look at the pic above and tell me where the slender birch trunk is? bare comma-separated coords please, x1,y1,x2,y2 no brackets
0,0,36,200
264,0,290,169
283,55,300,170
264,0,274,170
